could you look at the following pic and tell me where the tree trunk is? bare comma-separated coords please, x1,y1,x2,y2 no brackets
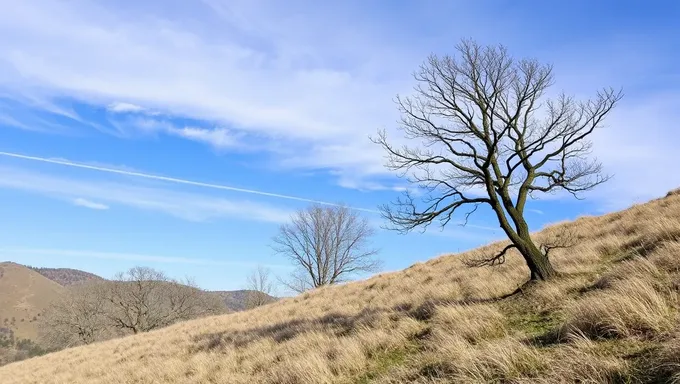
490,189,558,281
517,240,557,281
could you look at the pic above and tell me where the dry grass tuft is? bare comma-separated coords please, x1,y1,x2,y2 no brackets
544,335,632,383
454,337,548,382
430,303,506,343
561,277,676,339
591,256,670,290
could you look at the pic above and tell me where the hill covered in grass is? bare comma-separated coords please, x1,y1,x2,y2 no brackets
3,192,680,383
0,262,65,340
0,263,63,365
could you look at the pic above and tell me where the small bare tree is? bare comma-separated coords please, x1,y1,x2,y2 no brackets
40,283,112,349
272,204,380,292
103,266,225,334
245,265,275,309
373,39,622,281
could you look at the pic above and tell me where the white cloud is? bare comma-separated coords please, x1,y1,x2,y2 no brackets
73,197,109,210
107,102,145,113
0,0,414,185
0,1,409,141
175,126,238,149
0,0,677,211
0,112,37,131
106,116,243,150
0,164,295,223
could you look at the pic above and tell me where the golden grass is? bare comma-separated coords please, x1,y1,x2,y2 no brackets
3,192,680,383
561,277,676,339
0,262,65,339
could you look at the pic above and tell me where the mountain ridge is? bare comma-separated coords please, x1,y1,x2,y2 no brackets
26,266,105,287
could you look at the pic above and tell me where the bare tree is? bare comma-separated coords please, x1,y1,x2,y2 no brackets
40,283,112,349
103,266,225,334
245,265,275,309
37,266,226,354
373,40,622,281
272,204,380,292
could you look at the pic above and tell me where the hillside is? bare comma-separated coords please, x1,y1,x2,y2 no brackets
3,192,680,383
2,261,272,316
28,267,104,287
213,290,278,312
0,263,65,340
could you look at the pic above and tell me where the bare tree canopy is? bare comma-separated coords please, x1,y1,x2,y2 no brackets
39,266,226,351
373,39,622,281
104,266,225,334
272,204,380,292
245,265,275,309
40,283,112,349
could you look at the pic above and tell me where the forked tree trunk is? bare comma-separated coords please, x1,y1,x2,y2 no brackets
516,240,557,281
494,198,558,281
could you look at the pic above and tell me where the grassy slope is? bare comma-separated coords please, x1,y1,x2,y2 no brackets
0,263,65,340
3,192,680,383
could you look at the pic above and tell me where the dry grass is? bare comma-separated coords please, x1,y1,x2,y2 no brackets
3,192,680,383
0,262,65,339
561,276,676,339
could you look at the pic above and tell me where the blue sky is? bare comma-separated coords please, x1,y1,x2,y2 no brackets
0,0,678,292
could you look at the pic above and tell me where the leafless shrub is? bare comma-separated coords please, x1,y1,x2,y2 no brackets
245,266,275,309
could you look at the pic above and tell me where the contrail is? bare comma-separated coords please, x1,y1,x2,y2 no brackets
0,151,380,214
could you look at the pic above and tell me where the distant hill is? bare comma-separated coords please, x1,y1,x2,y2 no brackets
24,266,269,311
213,290,277,311
4,262,275,314
0,262,65,340
28,267,105,287
0,262,274,341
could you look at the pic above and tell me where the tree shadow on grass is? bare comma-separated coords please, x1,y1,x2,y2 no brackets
190,306,386,353
190,279,540,354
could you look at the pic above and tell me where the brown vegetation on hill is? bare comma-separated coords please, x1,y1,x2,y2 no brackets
2,191,680,383
29,267,105,287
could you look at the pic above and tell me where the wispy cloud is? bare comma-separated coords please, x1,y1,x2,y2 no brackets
0,0,677,209
110,116,243,150
0,0,413,187
73,197,109,210
0,247,291,270
174,126,239,149
107,102,145,113
0,113,36,131
0,151,379,213
0,164,295,223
